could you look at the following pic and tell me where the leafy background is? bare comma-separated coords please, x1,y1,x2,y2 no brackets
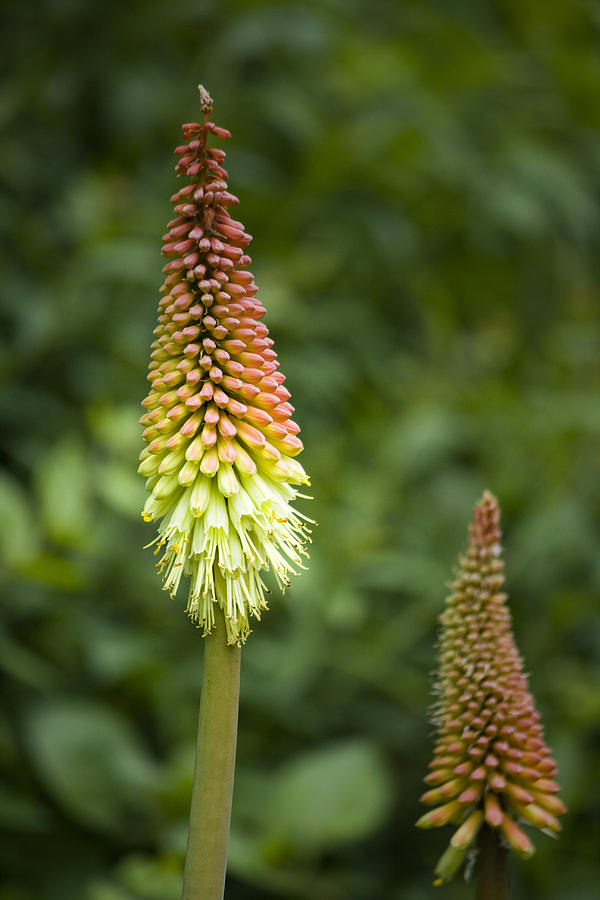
1,0,599,898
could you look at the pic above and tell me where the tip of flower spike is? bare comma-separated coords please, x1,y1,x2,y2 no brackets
197,84,213,115
470,490,502,554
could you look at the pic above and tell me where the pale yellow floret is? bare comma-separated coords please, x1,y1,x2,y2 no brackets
143,456,313,645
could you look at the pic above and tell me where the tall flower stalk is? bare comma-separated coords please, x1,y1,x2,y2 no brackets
417,492,565,895
139,86,311,899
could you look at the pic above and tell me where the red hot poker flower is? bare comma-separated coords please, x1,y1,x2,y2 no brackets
417,491,566,883
138,87,311,645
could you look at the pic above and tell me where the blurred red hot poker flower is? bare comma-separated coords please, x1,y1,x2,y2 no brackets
417,491,566,883
138,86,312,646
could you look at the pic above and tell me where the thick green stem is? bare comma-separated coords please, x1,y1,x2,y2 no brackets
476,825,509,900
182,609,241,900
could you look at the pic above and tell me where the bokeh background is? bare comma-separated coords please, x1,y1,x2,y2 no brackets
2,1,600,898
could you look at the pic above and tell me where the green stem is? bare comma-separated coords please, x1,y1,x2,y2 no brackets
476,824,509,900
182,609,241,900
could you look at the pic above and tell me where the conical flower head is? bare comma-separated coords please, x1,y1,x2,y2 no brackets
417,491,566,883
139,86,311,645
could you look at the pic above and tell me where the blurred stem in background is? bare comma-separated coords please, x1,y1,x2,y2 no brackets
182,610,241,900
476,825,509,900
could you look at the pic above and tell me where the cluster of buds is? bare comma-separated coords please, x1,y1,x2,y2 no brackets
139,87,311,645
417,491,566,883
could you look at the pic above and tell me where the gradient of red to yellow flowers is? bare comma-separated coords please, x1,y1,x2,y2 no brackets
139,87,311,645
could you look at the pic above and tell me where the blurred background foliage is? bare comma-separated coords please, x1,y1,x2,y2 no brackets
1,0,600,897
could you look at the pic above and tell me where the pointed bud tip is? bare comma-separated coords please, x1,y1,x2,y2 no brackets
500,814,535,859
198,84,213,114
434,844,467,884
479,489,498,507
450,809,484,850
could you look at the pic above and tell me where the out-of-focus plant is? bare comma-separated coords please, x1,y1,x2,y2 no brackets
138,86,311,900
417,492,566,898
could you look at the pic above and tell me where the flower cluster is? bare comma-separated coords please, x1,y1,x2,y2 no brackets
417,491,566,883
139,87,311,645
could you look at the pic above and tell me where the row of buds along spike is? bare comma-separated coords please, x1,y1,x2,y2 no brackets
416,492,566,883
139,86,312,645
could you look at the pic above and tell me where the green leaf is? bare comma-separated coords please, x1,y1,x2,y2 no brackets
36,437,92,547
268,739,392,852
0,473,39,566
0,785,52,831
24,700,160,834
116,855,182,900
0,624,60,689
94,460,146,519
87,404,144,459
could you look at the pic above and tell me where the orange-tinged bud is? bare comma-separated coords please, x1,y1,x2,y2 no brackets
504,782,534,807
533,778,560,794
199,447,219,476
519,803,561,832
530,791,567,817
484,793,503,827
420,778,467,806
499,814,535,859
458,784,482,804
416,800,463,829
424,768,455,786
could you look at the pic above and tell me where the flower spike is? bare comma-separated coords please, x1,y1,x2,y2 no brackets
417,491,566,883
139,86,312,645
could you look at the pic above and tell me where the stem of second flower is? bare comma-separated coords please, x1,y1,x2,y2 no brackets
476,824,510,900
